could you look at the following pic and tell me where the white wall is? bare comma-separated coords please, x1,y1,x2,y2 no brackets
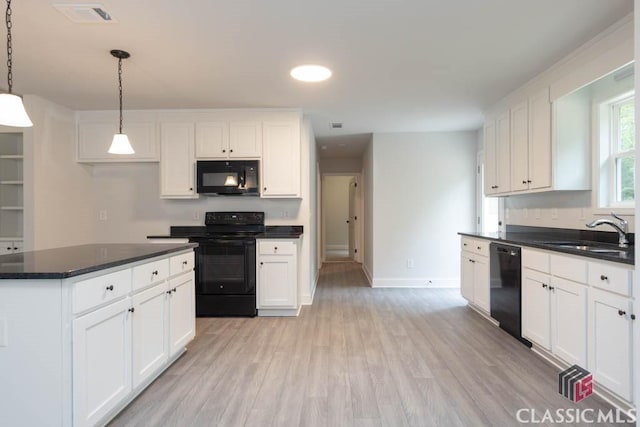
362,137,374,282
368,131,477,287
23,95,94,250
322,176,351,250
319,157,362,174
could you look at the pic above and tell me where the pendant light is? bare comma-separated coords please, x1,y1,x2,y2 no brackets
0,0,32,127
108,49,134,154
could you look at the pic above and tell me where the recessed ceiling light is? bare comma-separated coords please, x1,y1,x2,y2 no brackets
290,65,332,82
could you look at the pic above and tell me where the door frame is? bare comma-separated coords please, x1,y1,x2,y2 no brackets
320,172,363,264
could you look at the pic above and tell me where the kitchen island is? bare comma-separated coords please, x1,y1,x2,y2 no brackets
0,243,197,427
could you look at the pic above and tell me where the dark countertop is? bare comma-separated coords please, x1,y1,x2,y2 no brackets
147,225,303,240
0,243,198,280
458,226,634,265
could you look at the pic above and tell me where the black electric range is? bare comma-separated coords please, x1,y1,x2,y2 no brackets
190,212,264,317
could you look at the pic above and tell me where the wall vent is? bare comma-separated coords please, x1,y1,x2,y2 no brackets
53,3,117,23
330,122,343,129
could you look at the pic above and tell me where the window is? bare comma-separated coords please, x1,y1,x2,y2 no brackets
610,96,635,204
597,91,635,210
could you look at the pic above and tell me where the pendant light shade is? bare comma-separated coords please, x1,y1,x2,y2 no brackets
0,93,32,127
107,49,134,155
0,0,32,128
109,133,135,154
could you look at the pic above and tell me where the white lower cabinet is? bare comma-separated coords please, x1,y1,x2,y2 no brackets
588,288,634,402
521,247,635,403
522,250,587,367
0,239,22,254
168,272,196,356
73,298,133,427
257,239,299,315
459,237,489,313
73,250,195,426
131,282,169,389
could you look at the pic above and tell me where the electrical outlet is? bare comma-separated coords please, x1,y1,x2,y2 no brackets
407,259,414,268
99,210,107,221
193,211,200,220
535,208,541,219
523,208,528,219
551,208,559,220
283,210,289,218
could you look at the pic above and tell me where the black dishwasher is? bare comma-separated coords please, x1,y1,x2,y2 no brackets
489,243,531,347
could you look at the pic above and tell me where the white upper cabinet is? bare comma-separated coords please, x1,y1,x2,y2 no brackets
509,100,529,193
261,120,301,198
77,112,159,163
484,112,510,195
195,120,262,159
229,121,262,158
195,121,229,159
160,122,196,199
527,87,552,191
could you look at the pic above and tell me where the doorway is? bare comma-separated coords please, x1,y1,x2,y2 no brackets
321,174,361,263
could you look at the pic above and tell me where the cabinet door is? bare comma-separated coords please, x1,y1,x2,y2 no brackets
160,122,196,198
73,298,132,427
258,254,297,308
460,254,474,302
588,288,633,401
528,88,552,190
473,257,489,312
168,272,196,357
132,282,169,389
495,111,511,193
521,269,551,350
78,121,158,162
261,121,301,198
483,121,497,195
510,101,529,192
10,240,22,253
195,122,229,159
229,121,262,158
550,277,587,367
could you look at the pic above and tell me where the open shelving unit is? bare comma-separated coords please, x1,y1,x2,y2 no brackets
0,132,23,254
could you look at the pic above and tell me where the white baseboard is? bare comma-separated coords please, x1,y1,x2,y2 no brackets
371,277,459,288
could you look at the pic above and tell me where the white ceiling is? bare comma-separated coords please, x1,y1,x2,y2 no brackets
7,0,634,154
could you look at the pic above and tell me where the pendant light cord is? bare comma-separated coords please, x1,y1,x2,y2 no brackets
6,0,13,94
117,56,123,133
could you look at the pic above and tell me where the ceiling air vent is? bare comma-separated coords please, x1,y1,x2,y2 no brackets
53,3,117,23
330,122,343,129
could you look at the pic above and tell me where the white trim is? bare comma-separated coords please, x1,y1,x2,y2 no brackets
362,263,373,287
371,277,458,288
301,271,319,305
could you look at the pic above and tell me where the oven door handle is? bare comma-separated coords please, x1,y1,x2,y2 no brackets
198,239,253,246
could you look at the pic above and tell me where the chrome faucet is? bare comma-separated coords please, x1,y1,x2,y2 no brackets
586,212,629,248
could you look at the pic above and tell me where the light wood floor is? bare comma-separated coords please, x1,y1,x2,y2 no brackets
110,263,628,426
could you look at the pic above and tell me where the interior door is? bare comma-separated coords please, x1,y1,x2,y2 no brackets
348,177,357,260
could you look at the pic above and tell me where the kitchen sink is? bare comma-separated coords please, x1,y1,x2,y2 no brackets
545,243,629,256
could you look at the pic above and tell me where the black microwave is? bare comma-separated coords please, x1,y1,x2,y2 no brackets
196,160,259,196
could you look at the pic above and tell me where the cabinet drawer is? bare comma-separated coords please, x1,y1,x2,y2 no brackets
588,261,633,297
550,254,586,283
460,237,489,257
132,258,169,292
73,268,132,314
522,248,550,273
258,240,295,255
170,252,194,276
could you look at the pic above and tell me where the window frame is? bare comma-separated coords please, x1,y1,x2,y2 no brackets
608,94,635,208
